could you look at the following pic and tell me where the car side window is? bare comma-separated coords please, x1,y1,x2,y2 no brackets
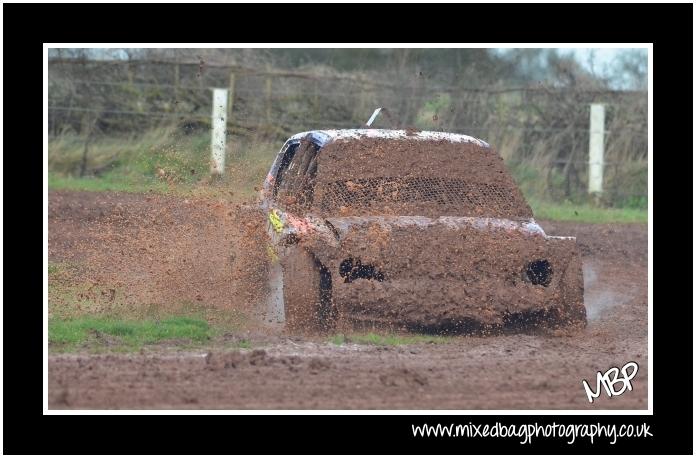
275,138,320,210
273,142,299,197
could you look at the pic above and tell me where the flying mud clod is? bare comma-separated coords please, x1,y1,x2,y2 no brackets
260,129,586,334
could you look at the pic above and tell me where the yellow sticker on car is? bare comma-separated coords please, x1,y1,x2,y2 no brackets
269,209,284,233
266,244,279,262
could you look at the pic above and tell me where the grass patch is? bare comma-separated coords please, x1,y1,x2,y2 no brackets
529,199,648,223
49,315,213,352
328,334,346,345
48,128,278,201
47,261,251,339
48,278,250,330
232,339,252,349
329,332,450,346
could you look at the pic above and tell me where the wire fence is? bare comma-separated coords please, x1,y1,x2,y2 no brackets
47,58,648,207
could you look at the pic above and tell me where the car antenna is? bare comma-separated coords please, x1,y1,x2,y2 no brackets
365,107,398,129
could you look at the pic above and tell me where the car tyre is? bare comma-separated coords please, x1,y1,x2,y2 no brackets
282,246,334,332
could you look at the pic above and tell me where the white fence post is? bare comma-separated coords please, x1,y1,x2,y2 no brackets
588,103,605,194
211,88,228,175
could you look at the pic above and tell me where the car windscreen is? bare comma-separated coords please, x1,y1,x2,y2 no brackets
310,137,533,219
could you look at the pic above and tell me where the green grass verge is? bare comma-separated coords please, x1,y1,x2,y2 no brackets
221,339,252,350
48,128,277,201
48,259,250,351
48,279,250,331
529,199,648,223
49,315,213,352
329,332,450,346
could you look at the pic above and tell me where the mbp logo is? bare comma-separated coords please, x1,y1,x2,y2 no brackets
582,361,639,403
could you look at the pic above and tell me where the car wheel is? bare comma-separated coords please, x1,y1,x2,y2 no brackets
282,246,334,332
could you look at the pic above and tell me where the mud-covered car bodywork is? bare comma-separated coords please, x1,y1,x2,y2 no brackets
261,129,585,331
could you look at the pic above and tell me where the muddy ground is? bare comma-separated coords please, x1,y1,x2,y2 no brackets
48,190,648,409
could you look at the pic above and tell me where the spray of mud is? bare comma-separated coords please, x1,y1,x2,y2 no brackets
582,260,629,322
48,191,271,326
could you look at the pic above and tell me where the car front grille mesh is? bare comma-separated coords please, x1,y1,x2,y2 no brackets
317,177,525,216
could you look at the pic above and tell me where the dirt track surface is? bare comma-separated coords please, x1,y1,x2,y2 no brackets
48,191,648,409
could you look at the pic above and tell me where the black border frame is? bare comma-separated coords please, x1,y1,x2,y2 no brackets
3,2,692,454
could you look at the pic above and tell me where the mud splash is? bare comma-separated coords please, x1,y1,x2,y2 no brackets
582,260,633,322
48,191,270,322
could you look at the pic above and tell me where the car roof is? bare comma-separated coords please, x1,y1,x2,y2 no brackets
287,129,490,149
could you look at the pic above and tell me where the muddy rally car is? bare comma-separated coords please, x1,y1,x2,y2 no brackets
260,129,585,333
